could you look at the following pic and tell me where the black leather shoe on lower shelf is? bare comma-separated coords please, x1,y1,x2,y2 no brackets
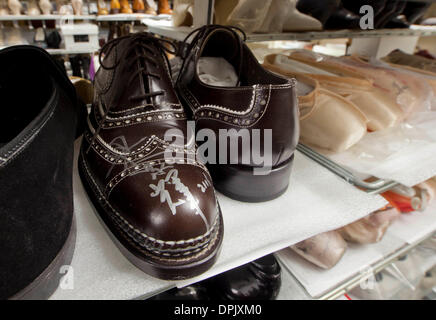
205,254,282,300
0,46,85,299
147,254,282,300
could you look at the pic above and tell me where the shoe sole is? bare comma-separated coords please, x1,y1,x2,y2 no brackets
9,215,76,300
78,149,224,280
208,155,294,202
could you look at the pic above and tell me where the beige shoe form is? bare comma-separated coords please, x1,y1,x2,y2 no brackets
291,230,347,269
283,0,322,31
0,0,9,15
382,49,436,74
39,0,51,14
173,0,193,27
27,0,40,15
71,0,82,15
262,62,367,152
298,80,367,152
97,0,109,15
338,207,400,244
8,0,22,15
263,53,403,132
417,177,436,202
6,27,24,44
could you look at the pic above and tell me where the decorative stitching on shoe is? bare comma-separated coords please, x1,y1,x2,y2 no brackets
105,157,208,197
0,89,58,167
108,103,182,114
189,85,271,127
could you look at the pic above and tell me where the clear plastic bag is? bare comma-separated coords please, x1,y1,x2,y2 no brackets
285,50,436,182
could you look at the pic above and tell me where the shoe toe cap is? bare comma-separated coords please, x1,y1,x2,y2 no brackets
108,162,220,250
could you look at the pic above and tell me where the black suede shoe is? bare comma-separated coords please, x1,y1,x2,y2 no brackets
0,46,85,299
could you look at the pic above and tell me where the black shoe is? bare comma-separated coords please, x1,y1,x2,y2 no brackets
297,0,360,30
385,16,410,28
205,254,281,300
148,284,210,300
324,6,361,30
297,0,341,25
376,0,405,28
342,0,387,17
403,1,431,24
0,46,85,299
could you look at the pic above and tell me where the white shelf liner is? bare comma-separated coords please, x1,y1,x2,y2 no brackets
277,203,436,298
51,139,386,299
277,233,404,298
388,204,436,244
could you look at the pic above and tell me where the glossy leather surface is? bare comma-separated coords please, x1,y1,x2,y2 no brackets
176,26,299,169
324,7,361,30
206,254,281,300
148,254,282,300
80,33,223,279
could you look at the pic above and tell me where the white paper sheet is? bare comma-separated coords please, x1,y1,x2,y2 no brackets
51,139,386,299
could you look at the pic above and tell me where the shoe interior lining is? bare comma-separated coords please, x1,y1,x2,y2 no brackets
0,57,54,147
199,30,289,87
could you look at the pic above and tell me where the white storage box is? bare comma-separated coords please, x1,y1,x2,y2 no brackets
60,23,99,51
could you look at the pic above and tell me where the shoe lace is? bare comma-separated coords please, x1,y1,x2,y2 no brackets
87,32,177,154
176,24,247,85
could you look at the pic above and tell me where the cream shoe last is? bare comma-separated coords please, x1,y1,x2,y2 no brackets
263,53,401,132
291,231,347,269
8,0,22,15
283,0,322,31
27,0,40,15
265,67,367,152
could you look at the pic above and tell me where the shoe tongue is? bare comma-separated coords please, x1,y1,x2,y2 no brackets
107,37,180,113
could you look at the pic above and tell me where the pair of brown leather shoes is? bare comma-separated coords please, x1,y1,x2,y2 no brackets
79,26,298,280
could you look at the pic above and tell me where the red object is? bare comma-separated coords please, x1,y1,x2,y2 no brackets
381,191,414,213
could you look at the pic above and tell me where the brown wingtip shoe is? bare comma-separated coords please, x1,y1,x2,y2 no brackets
79,33,223,280
176,25,299,202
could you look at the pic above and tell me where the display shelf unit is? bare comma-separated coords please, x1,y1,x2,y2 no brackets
0,15,96,21
0,46,98,55
46,47,99,55
0,14,171,22
96,13,171,22
144,19,436,43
